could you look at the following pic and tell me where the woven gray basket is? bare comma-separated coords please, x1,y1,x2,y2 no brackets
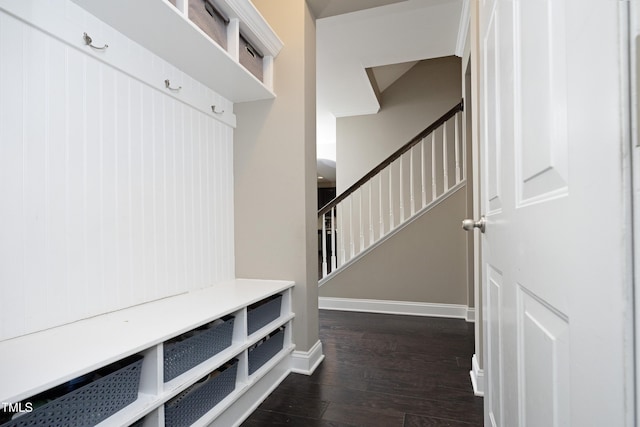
247,295,282,335
248,328,285,375
0,355,143,427
164,316,235,382
164,360,238,427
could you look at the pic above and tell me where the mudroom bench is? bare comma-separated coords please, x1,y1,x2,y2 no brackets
0,279,295,427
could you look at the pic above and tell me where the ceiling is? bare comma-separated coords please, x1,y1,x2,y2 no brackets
310,0,468,185
307,0,408,20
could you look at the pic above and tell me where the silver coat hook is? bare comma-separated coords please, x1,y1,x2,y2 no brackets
211,105,224,114
164,79,182,92
83,32,108,50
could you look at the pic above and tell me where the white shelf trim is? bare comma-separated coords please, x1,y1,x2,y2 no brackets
94,393,157,427
191,344,295,427
247,314,295,343
204,354,292,427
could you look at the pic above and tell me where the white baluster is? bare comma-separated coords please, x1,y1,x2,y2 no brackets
398,156,404,224
461,111,467,181
321,213,328,277
454,113,461,184
359,188,364,251
338,203,345,266
399,156,405,222
379,173,384,237
331,207,337,271
443,120,449,192
431,133,437,200
349,196,355,258
421,138,426,207
410,147,415,216
389,166,395,229
369,180,374,246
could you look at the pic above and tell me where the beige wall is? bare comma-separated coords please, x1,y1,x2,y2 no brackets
322,55,473,307
233,0,319,351
336,56,462,193
319,187,469,304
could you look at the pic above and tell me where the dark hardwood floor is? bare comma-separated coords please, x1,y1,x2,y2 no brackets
242,310,484,426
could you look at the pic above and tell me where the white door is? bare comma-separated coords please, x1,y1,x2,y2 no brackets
477,0,634,426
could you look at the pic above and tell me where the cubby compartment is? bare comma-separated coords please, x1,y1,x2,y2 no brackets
0,355,143,427
248,327,285,375
239,34,264,82
247,294,282,335
189,0,229,49
164,359,238,427
163,315,235,382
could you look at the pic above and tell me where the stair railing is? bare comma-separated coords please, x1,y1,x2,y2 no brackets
318,100,465,280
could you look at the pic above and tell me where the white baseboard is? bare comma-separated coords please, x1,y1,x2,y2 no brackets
470,353,484,396
290,340,325,375
319,297,469,319
466,307,476,323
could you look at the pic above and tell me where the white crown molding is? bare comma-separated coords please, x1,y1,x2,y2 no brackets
455,0,470,57
470,353,485,396
319,297,469,319
290,340,325,375
219,0,284,57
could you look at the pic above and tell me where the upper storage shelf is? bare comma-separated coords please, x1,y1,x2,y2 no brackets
71,0,283,103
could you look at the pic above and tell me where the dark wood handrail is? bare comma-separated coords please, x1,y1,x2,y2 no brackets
318,100,464,217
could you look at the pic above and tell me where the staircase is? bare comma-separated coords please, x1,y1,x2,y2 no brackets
318,101,465,284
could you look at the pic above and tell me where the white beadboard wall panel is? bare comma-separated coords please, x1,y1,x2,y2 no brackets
0,7,235,341
65,47,88,327
85,56,102,318
23,23,48,332
46,36,69,329
223,124,234,279
129,78,146,306
0,16,23,339
114,79,130,307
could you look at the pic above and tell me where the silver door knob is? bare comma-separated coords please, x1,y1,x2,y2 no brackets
462,216,486,233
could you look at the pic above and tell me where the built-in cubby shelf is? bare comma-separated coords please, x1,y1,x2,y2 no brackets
0,279,295,427
0,1,292,425
71,0,283,103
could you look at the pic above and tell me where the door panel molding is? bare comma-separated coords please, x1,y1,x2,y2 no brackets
487,264,504,427
517,285,570,427
513,0,569,207
483,3,502,215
